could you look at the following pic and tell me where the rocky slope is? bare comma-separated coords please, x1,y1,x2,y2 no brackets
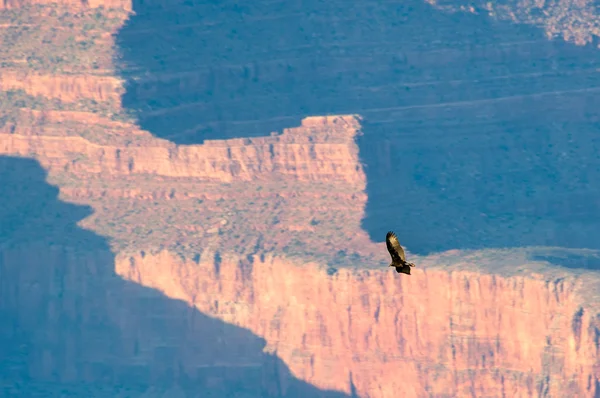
0,156,348,398
431,0,600,47
1,0,600,397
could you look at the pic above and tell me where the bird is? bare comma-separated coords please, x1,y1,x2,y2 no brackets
385,231,416,275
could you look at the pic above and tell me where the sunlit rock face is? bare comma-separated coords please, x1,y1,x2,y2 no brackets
116,249,600,398
0,156,349,397
2,0,600,396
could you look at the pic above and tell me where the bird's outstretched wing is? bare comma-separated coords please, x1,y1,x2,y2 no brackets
386,231,406,263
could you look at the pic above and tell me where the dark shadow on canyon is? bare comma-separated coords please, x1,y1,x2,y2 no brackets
530,250,600,271
115,0,600,254
0,155,348,397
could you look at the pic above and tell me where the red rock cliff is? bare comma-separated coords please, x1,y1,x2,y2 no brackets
2,1,600,397
1,115,364,183
4,93,600,395
116,250,600,398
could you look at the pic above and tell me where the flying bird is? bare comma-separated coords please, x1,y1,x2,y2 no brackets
385,231,416,275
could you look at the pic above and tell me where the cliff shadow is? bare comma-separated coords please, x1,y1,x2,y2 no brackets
529,249,600,271
115,0,600,254
0,155,348,397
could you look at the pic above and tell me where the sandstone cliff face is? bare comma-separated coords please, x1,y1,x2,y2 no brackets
0,244,350,397
7,96,600,396
116,250,600,398
0,115,364,183
0,71,123,103
2,0,600,397
0,156,348,397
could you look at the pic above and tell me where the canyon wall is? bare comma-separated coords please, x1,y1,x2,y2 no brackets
2,0,600,397
0,156,349,397
0,115,364,184
115,250,600,398
0,71,123,103
3,112,600,397
113,0,600,255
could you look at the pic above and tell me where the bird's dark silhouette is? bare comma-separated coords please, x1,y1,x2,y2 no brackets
386,231,416,275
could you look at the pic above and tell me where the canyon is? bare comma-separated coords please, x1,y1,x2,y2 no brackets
1,0,600,397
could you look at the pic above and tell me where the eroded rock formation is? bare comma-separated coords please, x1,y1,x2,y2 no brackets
117,250,600,398
1,0,600,397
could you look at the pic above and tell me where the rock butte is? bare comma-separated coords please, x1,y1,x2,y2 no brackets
1,0,600,397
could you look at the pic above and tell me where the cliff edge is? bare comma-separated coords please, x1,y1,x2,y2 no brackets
1,0,600,397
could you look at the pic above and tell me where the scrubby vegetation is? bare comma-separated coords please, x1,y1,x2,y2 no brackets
0,5,128,74
0,4,137,138
53,177,379,268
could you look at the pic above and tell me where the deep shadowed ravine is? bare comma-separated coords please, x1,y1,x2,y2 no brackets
0,156,349,397
115,0,600,255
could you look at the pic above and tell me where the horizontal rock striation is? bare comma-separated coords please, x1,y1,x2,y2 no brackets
0,71,123,103
2,0,600,397
0,115,364,183
116,250,600,398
